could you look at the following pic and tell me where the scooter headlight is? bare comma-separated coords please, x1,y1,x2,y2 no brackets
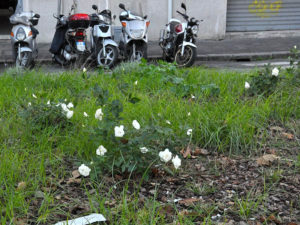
103,16,111,24
191,25,199,35
130,29,144,39
16,27,26,41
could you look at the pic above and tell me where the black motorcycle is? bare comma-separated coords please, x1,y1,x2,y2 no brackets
50,7,90,66
159,3,201,67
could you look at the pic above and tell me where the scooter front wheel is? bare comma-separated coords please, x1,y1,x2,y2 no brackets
175,45,196,67
97,45,119,69
16,51,33,69
129,44,147,62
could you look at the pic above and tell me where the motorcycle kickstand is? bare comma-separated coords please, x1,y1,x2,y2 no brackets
132,43,136,60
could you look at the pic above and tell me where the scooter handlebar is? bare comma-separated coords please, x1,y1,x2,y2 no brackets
176,10,189,20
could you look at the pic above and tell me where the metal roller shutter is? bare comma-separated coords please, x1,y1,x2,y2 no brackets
227,0,300,32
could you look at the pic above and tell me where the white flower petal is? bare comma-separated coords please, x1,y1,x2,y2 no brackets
96,145,107,156
187,129,193,136
66,110,74,119
84,112,88,117
67,102,74,109
245,82,250,89
32,94,37,99
132,120,141,130
95,108,103,120
172,155,181,169
272,67,279,77
78,164,91,177
114,125,125,137
166,120,171,125
159,149,172,163
140,147,149,154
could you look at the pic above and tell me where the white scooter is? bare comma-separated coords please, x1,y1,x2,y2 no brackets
118,3,150,61
90,4,118,68
10,11,40,69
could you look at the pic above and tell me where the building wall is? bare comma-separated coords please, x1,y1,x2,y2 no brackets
173,0,227,40
22,0,227,43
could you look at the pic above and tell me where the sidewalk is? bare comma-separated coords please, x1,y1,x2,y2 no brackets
1,36,299,63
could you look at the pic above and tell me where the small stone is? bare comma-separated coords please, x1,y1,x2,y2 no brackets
35,191,44,199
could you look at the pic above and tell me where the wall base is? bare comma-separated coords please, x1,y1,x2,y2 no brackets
226,30,300,40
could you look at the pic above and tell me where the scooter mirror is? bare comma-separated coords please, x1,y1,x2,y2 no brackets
144,15,148,19
35,14,40,18
119,3,126,10
181,3,187,11
113,15,117,20
8,7,14,13
92,5,98,10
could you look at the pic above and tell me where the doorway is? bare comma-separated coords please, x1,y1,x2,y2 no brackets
0,0,18,39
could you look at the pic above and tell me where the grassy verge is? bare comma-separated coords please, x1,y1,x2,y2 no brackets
0,62,299,224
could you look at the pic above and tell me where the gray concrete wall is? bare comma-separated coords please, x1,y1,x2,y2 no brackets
173,0,227,40
21,0,227,43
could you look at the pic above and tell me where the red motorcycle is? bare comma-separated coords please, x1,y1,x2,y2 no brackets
50,5,90,66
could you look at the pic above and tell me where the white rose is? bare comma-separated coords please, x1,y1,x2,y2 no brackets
114,125,125,137
140,147,149,154
66,110,74,119
95,108,103,120
83,67,87,73
132,120,141,130
78,164,91,177
67,102,74,109
245,82,250,89
272,67,279,77
159,149,172,163
61,103,68,112
187,129,193,136
172,155,181,169
96,145,107,156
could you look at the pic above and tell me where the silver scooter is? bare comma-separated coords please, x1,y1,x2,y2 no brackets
90,4,118,68
10,11,40,69
118,3,150,61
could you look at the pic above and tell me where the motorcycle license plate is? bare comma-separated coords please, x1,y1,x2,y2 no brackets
76,41,85,51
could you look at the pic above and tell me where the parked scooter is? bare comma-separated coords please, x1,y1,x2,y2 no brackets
159,3,201,67
50,4,90,66
10,11,40,69
90,4,118,68
118,3,150,61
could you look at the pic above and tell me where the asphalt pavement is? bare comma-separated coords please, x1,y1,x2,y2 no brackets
0,36,298,72
1,36,300,63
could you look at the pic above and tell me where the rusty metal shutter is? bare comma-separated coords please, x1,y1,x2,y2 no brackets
227,0,300,32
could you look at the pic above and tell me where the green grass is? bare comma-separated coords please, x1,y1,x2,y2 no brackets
0,62,299,224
